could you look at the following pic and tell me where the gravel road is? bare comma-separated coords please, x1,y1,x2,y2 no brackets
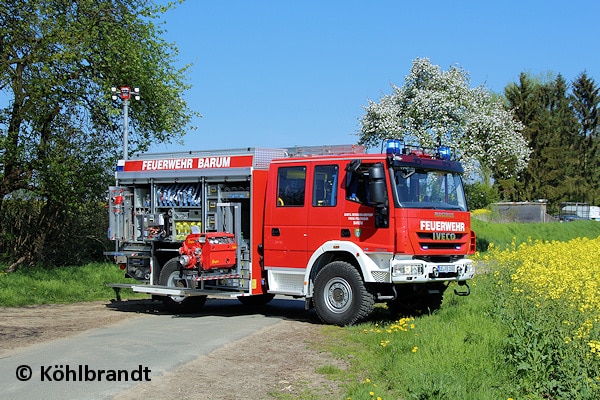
0,298,346,399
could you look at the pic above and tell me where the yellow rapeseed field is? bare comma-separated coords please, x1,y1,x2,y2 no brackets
482,236,600,362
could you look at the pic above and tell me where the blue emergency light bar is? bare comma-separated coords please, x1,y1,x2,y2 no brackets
384,138,453,161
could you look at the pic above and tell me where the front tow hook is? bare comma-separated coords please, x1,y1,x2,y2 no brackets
454,281,470,296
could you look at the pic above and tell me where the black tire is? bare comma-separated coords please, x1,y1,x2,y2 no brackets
313,261,374,326
237,293,275,306
158,258,206,313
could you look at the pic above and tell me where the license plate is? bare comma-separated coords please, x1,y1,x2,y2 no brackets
437,265,456,273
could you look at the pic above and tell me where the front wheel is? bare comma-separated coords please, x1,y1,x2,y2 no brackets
313,261,374,326
158,258,206,313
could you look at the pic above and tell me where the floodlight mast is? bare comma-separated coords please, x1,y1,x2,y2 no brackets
111,86,140,160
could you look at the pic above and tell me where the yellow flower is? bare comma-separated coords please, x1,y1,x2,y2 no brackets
564,337,572,344
412,346,419,353
493,237,600,322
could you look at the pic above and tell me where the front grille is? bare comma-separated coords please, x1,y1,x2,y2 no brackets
421,242,462,250
417,232,466,239
415,231,466,252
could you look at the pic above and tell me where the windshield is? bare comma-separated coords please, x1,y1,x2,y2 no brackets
392,168,467,211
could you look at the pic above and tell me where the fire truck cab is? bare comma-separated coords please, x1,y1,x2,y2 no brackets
107,140,475,325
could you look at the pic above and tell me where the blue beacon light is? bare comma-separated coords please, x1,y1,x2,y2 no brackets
438,146,451,161
385,139,402,156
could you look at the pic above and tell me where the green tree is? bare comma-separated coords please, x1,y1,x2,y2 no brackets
464,181,499,210
505,73,583,210
504,73,548,201
541,75,581,203
0,0,198,267
571,72,600,138
571,72,600,203
358,58,530,181
496,73,538,202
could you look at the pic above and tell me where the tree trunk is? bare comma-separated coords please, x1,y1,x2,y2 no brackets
5,256,26,273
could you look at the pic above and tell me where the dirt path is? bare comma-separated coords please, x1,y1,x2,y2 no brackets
0,300,346,399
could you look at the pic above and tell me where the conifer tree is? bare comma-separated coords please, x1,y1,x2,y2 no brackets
506,73,585,210
571,72,600,203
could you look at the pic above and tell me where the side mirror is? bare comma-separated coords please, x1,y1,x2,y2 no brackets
369,163,386,206
368,163,389,228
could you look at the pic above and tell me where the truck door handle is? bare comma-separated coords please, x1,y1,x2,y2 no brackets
272,228,280,236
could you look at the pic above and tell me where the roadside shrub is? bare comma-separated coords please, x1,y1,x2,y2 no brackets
465,181,499,210
0,199,111,268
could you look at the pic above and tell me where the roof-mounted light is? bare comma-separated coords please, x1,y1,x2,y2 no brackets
385,139,402,156
438,146,451,161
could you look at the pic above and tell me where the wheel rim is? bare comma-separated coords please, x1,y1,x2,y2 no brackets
166,270,187,302
323,277,352,314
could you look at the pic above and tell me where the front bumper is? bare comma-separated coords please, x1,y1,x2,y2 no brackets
390,258,474,283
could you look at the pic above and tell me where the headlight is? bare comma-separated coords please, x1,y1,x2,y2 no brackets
392,264,424,276
464,263,475,275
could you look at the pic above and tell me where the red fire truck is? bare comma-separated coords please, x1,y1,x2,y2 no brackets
107,139,475,325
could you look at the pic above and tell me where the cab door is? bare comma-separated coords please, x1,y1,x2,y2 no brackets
263,164,309,269
307,164,341,253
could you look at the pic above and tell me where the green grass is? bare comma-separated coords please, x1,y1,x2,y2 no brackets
0,263,145,307
472,218,600,251
321,276,510,399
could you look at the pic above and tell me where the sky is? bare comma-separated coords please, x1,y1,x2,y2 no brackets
147,0,600,153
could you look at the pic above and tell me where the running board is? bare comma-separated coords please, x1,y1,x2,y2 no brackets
130,285,245,298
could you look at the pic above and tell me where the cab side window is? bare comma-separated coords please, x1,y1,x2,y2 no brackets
345,162,375,205
313,165,338,206
277,166,306,207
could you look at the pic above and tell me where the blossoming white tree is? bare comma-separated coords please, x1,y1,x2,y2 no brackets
359,58,530,180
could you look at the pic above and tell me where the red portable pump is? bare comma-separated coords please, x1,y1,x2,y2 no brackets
179,232,237,270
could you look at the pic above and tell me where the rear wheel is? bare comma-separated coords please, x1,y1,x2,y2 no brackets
159,258,206,313
313,261,374,326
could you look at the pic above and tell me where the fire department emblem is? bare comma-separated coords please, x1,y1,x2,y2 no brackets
354,228,361,237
